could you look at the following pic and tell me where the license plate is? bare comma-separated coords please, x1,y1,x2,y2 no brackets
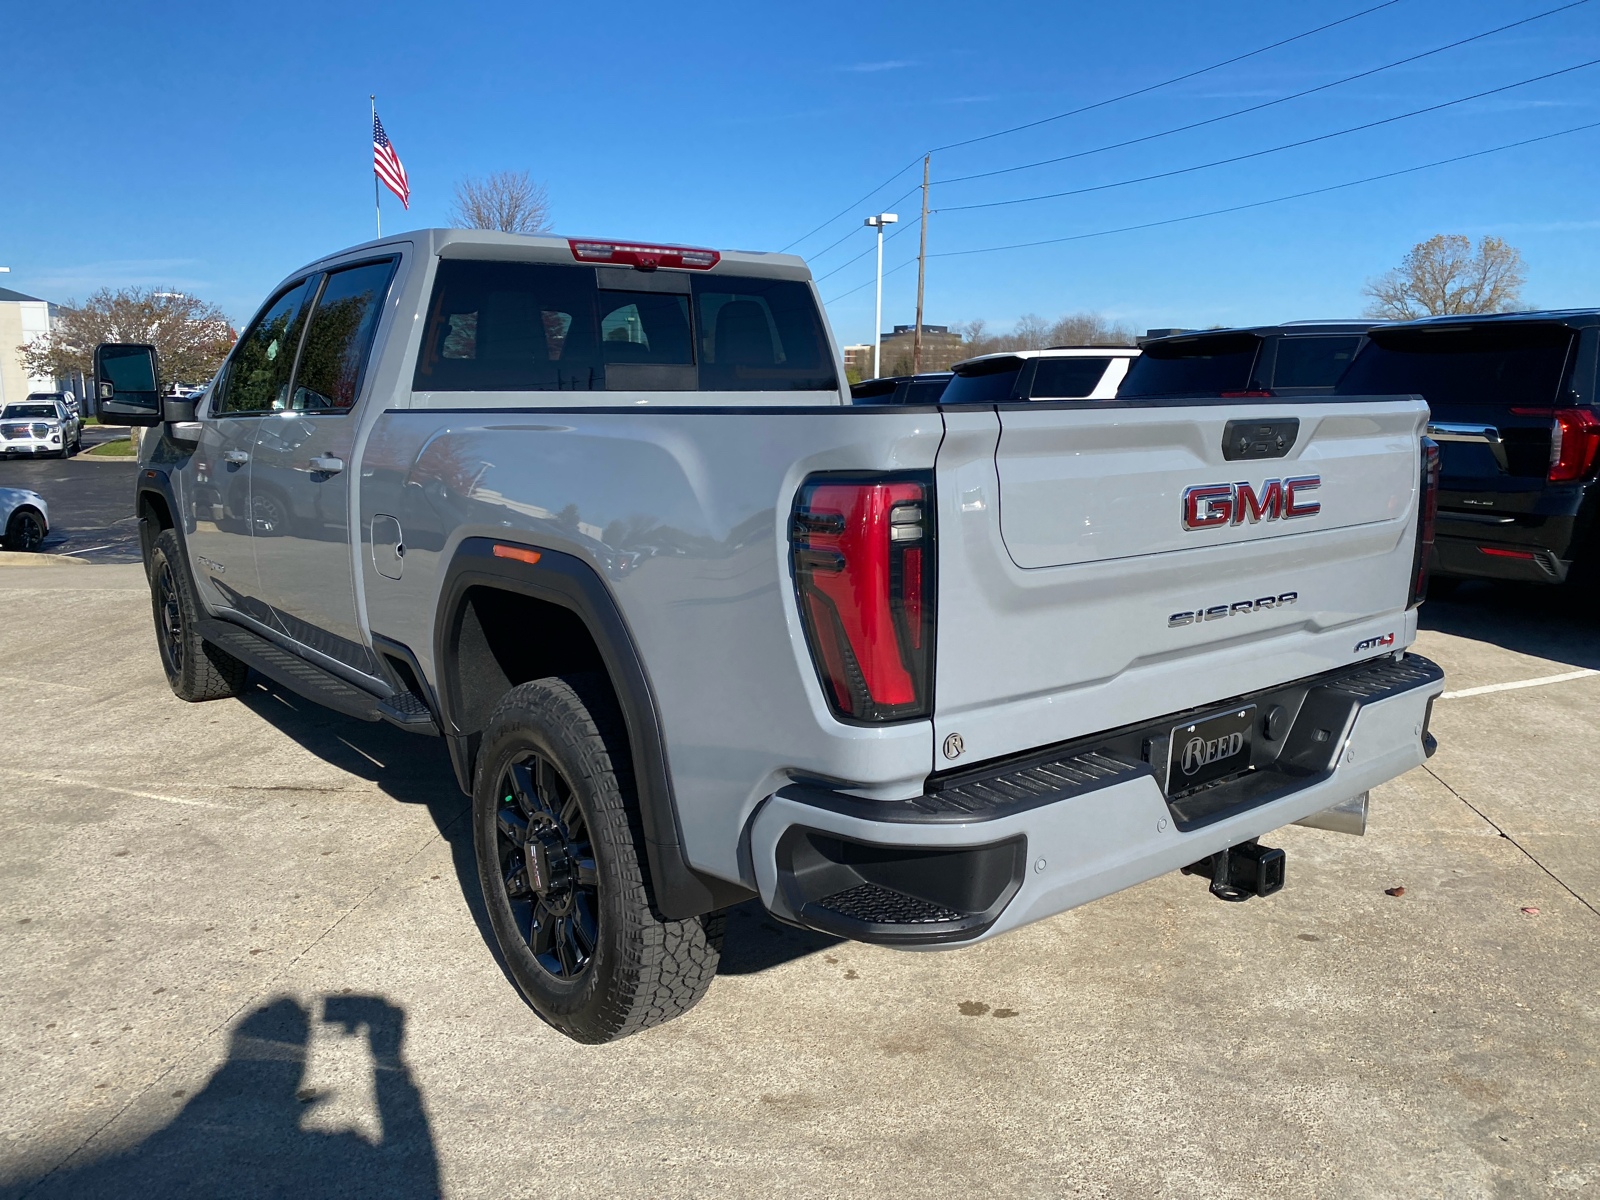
1167,705,1256,794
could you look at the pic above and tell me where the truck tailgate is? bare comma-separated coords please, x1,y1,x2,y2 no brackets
933,399,1428,769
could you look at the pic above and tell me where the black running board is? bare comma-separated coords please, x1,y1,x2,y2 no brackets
197,617,388,724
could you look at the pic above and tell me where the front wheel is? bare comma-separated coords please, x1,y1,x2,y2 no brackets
474,676,724,1043
148,527,249,701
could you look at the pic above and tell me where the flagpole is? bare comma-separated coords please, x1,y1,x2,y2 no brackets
371,94,381,238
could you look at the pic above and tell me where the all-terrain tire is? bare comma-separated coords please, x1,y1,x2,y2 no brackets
474,675,724,1044
148,527,249,701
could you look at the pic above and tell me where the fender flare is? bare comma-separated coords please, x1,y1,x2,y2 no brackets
434,537,754,919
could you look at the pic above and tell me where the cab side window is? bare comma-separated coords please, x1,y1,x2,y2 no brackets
214,280,314,414
289,259,397,412
1030,357,1112,399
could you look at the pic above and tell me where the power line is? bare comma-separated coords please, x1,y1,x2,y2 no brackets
922,119,1600,262
813,219,915,283
937,58,1600,213
826,257,916,305
803,182,924,265
783,0,1410,252
928,0,1407,155
936,0,1593,189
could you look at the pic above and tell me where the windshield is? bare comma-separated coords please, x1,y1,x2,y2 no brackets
1336,324,1575,406
2,405,58,419
1119,334,1261,397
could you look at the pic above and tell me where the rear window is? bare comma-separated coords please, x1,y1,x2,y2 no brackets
1273,336,1362,389
1030,357,1111,399
1119,334,1260,397
941,357,1024,404
1337,324,1575,406
413,260,835,392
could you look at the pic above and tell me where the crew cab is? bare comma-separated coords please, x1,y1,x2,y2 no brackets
940,345,1140,403
95,230,1445,1043
1335,311,1600,587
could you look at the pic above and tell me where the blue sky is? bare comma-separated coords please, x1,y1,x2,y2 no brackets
3,0,1597,343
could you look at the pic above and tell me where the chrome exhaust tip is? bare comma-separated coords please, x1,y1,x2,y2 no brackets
1293,791,1368,837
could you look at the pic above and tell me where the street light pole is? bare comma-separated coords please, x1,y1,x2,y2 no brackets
863,213,898,378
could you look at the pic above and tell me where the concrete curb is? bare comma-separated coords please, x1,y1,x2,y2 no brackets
0,550,91,566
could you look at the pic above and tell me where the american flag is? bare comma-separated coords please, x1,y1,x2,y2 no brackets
373,110,410,209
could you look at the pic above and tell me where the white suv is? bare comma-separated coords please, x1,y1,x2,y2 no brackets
941,346,1140,402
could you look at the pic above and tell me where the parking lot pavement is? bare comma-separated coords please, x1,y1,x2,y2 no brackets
0,432,140,563
1,568,1596,1200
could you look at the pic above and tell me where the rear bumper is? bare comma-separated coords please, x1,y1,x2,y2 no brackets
751,654,1444,947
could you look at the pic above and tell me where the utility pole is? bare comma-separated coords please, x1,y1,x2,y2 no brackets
912,154,929,375
864,213,898,378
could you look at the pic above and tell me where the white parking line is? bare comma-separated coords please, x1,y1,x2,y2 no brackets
1439,668,1599,700
0,766,235,809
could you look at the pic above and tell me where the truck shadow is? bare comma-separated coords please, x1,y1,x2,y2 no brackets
25,995,439,1200
232,677,834,981
1419,579,1600,670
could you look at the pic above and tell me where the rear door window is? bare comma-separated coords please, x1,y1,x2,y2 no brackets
1030,357,1111,399
288,259,397,412
1118,334,1261,397
941,357,1025,404
214,280,315,414
692,276,836,391
1273,336,1362,389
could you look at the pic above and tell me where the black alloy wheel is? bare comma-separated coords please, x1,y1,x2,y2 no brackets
155,557,186,677
146,527,249,702
4,509,46,552
472,675,725,1043
494,751,600,980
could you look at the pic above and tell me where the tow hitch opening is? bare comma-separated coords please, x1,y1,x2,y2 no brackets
1182,839,1285,902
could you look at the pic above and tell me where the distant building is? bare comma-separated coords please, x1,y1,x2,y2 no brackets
841,344,874,378
0,287,67,405
877,323,965,376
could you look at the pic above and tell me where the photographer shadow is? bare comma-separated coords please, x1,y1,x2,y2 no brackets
38,995,439,1200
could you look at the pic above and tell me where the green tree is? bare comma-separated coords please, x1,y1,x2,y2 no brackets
1362,235,1527,320
20,287,234,388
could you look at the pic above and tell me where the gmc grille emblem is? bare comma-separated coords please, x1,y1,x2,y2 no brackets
1181,476,1321,531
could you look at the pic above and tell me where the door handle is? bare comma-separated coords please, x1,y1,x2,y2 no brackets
223,450,250,465
309,456,345,474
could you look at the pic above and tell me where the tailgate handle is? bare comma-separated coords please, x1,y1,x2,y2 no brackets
1222,418,1298,461
1426,422,1508,472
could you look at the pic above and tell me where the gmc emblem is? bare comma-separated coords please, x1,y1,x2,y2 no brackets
1181,476,1321,531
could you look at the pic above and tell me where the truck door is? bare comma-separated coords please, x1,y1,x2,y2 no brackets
249,258,397,677
183,277,316,622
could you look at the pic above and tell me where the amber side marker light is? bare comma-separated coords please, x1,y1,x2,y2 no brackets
493,544,542,565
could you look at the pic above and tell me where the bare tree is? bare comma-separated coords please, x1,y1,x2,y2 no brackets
956,311,1136,358
449,170,553,235
1363,234,1527,320
20,287,234,389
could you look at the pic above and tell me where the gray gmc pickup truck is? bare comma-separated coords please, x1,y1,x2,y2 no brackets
94,229,1445,1043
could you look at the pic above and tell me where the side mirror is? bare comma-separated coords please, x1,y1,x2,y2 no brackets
93,343,163,426
162,397,197,423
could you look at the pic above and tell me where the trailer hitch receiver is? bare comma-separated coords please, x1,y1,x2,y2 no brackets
1182,839,1285,902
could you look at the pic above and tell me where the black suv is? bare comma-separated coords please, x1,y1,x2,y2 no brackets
1336,311,1600,587
849,372,953,405
1120,321,1372,398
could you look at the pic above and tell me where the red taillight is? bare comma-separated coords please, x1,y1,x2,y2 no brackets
1409,437,1439,609
568,239,720,271
1550,408,1600,482
791,475,934,722
1479,546,1535,559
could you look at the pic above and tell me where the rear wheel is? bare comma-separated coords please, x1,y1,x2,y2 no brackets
3,508,46,552
473,675,724,1043
148,527,249,701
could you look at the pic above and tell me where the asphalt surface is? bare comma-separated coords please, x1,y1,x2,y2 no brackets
0,427,141,562
0,570,1596,1199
